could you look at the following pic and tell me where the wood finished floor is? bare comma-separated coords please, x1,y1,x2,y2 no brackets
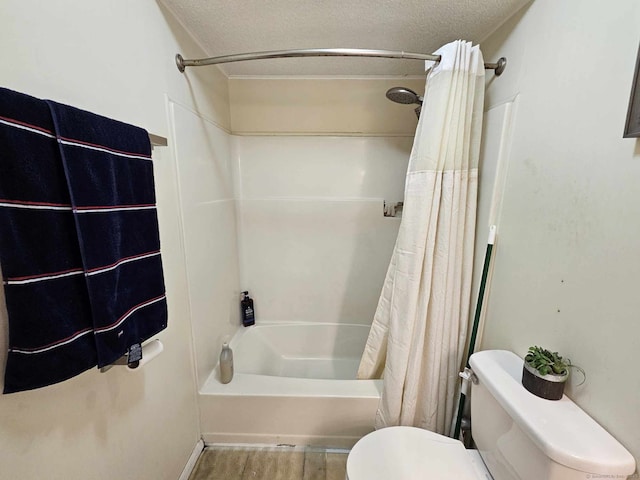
188,446,349,480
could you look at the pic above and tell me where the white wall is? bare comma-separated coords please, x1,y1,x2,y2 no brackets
0,1,230,478
480,0,640,464
230,77,422,324
229,77,424,135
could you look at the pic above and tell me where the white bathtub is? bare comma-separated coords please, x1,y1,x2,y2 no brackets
199,323,382,447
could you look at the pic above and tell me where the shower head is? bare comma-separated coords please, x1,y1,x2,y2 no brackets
386,87,423,119
385,87,423,105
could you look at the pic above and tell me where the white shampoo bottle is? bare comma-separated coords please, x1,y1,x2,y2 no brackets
219,342,234,384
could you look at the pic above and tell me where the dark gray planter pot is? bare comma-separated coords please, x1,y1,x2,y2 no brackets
522,362,568,400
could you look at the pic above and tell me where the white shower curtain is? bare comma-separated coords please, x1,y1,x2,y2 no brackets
357,40,485,435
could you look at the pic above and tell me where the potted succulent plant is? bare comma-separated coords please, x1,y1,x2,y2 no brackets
522,346,584,400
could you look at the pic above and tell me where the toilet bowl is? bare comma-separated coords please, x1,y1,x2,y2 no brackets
346,350,636,480
346,426,489,480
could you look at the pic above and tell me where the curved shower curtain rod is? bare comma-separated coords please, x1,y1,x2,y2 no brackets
175,48,507,76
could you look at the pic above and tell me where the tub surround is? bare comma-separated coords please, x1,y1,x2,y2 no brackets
170,99,242,389
235,135,410,325
176,77,418,449
198,67,509,449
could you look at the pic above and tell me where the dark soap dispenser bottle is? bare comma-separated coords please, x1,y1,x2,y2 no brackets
241,291,255,327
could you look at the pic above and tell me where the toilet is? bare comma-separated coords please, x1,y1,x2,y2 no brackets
346,350,636,480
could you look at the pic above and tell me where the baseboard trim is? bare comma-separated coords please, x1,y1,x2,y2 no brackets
179,438,205,480
202,432,359,449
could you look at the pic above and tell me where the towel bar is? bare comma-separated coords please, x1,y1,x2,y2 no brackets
149,133,168,147
100,339,164,372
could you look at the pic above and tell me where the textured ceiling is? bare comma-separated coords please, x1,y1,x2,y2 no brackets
161,0,529,76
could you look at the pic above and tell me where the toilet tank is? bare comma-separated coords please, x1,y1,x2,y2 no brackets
469,350,636,480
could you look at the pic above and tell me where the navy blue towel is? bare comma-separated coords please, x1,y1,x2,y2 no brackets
0,87,167,393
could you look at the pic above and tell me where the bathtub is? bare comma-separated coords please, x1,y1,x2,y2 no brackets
199,323,382,447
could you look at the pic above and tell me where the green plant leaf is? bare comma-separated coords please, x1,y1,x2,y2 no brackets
526,345,572,377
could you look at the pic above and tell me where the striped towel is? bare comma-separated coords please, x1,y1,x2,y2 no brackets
0,87,167,393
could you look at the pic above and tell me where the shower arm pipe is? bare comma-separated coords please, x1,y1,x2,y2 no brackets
175,48,507,76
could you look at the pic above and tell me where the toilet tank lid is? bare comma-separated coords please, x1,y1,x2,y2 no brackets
469,350,636,476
